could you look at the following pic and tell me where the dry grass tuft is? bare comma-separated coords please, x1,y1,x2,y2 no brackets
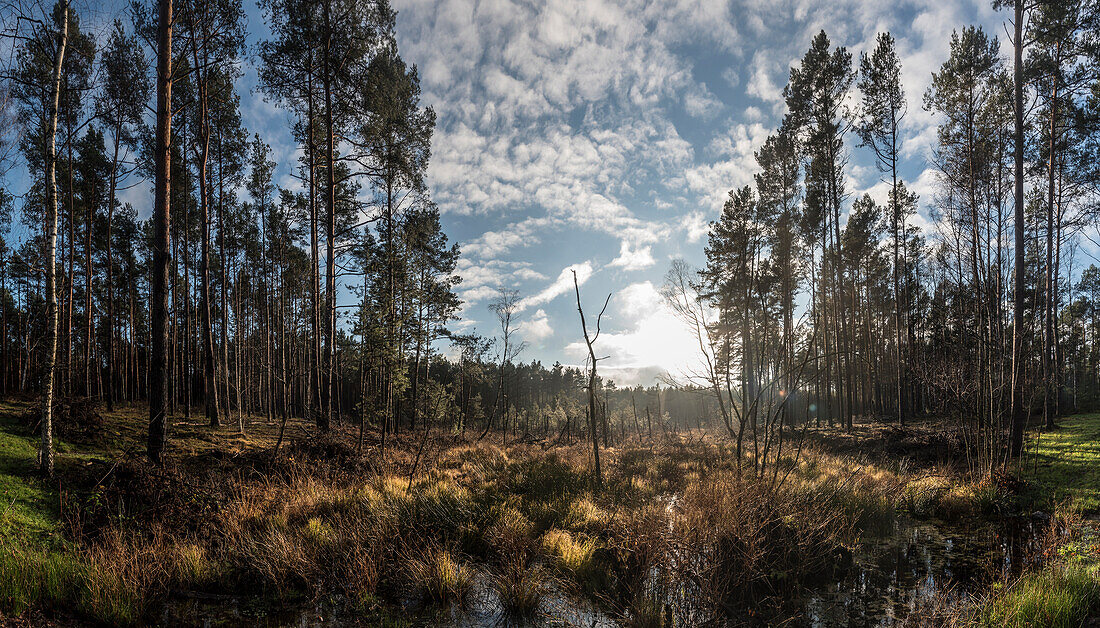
406,546,474,606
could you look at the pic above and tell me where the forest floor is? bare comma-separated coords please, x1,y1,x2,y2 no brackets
0,400,1096,626
804,413,1100,515
1024,414,1100,513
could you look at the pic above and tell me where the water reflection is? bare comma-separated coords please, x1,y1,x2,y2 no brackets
805,516,1040,626
162,573,615,627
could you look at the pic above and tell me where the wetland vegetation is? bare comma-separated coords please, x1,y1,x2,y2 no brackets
4,0,1100,624
1,399,1098,625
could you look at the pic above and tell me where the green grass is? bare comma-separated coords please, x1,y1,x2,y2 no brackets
0,400,80,619
0,400,65,548
0,400,151,625
979,564,1100,627
974,516,1100,626
1026,414,1100,513
0,546,147,625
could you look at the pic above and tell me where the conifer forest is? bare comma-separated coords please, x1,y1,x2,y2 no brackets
2,0,1100,625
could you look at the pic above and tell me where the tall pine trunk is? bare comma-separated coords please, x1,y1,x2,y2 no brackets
1009,0,1027,460
306,59,323,428
191,38,220,429
148,0,173,464
104,123,121,411
320,0,335,431
83,146,93,398
1044,74,1059,430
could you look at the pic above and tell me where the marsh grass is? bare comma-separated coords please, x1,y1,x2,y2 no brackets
965,506,1100,627
979,565,1100,627
0,530,174,625
541,528,602,591
1,401,1033,625
492,560,544,619
407,546,474,606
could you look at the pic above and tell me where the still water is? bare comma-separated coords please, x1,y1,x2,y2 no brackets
161,516,1043,627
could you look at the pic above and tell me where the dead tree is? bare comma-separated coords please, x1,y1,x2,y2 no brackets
478,288,524,441
573,269,610,489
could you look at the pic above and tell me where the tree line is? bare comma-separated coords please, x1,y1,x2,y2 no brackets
0,0,710,479
0,0,467,473
4,0,1100,479
665,0,1100,475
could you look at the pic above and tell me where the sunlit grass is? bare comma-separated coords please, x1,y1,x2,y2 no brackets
979,565,1100,627
1025,414,1100,513
541,528,602,590
0,400,65,547
8,399,1082,625
407,547,474,606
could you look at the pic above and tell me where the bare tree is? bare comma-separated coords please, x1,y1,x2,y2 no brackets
479,287,525,440
573,270,609,489
661,259,736,438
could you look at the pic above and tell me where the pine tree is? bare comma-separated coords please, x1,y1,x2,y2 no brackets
785,30,854,429
73,128,108,399
148,0,175,464
357,41,435,435
95,20,149,411
857,32,912,425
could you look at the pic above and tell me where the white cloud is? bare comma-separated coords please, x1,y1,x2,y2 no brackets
687,121,771,213
461,217,551,259
519,308,554,343
684,83,723,119
683,211,711,243
379,0,1008,380
455,258,550,305
564,281,702,386
745,49,783,105
609,240,656,271
722,66,741,88
459,285,500,304
518,261,595,312
392,0,708,275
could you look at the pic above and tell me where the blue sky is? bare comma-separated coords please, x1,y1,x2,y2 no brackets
382,0,1007,385
3,0,1016,385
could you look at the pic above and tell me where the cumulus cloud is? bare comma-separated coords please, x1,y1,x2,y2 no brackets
379,0,1007,379
609,240,656,271
461,217,550,259
519,309,554,343
687,121,771,213
455,258,549,306
683,211,711,243
722,66,741,88
684,83,723,119
745,49,785,109
392,0,710,267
